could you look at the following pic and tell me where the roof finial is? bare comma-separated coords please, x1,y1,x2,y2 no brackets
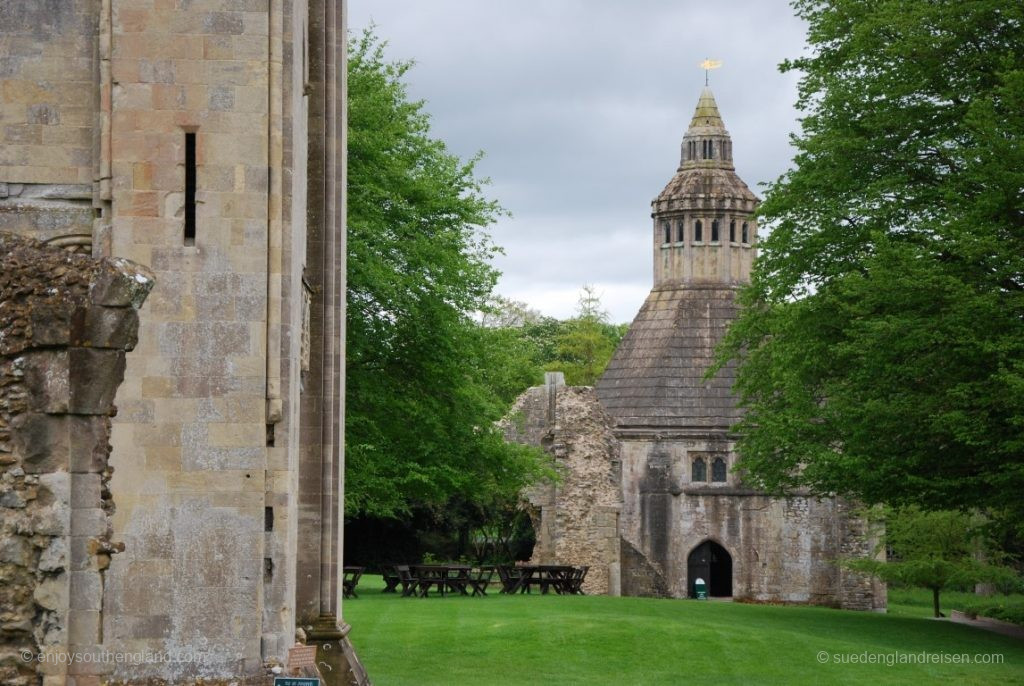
700,58,722,86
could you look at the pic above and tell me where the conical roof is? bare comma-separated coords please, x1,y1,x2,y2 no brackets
653,86,758,207
596,86,757,430
688,87,726,132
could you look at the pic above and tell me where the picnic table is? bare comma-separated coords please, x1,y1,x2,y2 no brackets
342,566,364,598
412,564,472,597
499,564,588,595
380,564,402,593
387,564,497,597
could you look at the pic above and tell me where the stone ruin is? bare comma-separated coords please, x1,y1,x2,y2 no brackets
504,374,622,596
0,232,153,686
504,87,886,610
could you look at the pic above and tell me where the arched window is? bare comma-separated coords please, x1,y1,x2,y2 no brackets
662,221,671,244
694,220,703,242
711,219,720,242
692,457,707,482
711,457,727,482
741,222,749,244
729,220,736,242
677,218,686,242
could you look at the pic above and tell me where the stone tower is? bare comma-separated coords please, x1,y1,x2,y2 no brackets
0,2,365,684
652,86,757,289
505,87,883,609
590,87,885,608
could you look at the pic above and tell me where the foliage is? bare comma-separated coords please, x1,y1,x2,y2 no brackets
887,586,1024,626
346,576,1024,685
715,0,1024,517
844,506,1019,617
478,289,628,389
346,29,550,518
548,285,627,386
961,598,1024,626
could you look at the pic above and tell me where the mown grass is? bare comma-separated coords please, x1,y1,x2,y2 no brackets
343,575,1024,685
888,586,1024,624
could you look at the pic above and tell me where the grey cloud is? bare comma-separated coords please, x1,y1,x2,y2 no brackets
349,0,807,322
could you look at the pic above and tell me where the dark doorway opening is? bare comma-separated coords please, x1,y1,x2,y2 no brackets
687,540,732,597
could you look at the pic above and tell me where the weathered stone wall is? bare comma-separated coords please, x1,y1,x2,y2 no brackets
505,382,884,608
0,232,152,686
99,1,277,676
2,2,362,683
617,437,884,609
504,376,622,595
0,1,99,188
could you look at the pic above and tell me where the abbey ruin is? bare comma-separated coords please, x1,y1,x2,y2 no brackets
1,1,363,684
507,88,886,610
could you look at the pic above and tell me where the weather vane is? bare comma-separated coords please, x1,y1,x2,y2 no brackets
700,58,722,86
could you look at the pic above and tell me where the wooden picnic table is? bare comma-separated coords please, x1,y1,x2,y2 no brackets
411,564,472,597
342,566,364,598
500,564,587,595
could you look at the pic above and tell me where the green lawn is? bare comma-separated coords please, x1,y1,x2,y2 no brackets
343,575,1024,685
888,586,1024,623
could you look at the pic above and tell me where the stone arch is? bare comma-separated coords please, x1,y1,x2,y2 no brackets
687,538,733,598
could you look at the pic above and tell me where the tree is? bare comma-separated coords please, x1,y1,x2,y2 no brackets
844,507,1018,618
550,285,626,385
716,0,1024,518
346,30,549,518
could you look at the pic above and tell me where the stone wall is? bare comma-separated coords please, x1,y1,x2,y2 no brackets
0,232,152,686
504,380,884,609
617,436,885,609
0,0,99,187
1,2,362,683
503,376,622,595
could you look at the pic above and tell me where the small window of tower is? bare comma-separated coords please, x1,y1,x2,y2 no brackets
729,220,736,242
711,219,720,242
694,220,703,242
742,222,749,244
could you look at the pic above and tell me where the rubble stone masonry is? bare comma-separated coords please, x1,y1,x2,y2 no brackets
0,232,153,686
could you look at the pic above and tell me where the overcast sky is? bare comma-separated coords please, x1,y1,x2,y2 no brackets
348,1,809,323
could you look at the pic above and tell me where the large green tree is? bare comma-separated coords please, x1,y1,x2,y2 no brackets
346,31,548,518
717,1,1024,516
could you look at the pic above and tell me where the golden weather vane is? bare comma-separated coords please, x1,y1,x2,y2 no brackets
700,58,722,86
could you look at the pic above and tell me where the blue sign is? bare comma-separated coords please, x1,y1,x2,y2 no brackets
274,679,320,686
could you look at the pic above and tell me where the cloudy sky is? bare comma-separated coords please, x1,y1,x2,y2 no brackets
348,1,809,323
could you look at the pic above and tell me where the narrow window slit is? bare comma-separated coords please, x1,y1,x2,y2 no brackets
184,131,197,246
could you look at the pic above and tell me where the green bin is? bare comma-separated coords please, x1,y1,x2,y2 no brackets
694,577,708,600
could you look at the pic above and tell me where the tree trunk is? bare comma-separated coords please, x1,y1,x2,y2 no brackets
932,587,942,618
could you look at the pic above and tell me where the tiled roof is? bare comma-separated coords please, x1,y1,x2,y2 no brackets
596,286,742,430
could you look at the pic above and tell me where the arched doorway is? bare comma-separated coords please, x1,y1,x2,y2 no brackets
687,540,732,598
